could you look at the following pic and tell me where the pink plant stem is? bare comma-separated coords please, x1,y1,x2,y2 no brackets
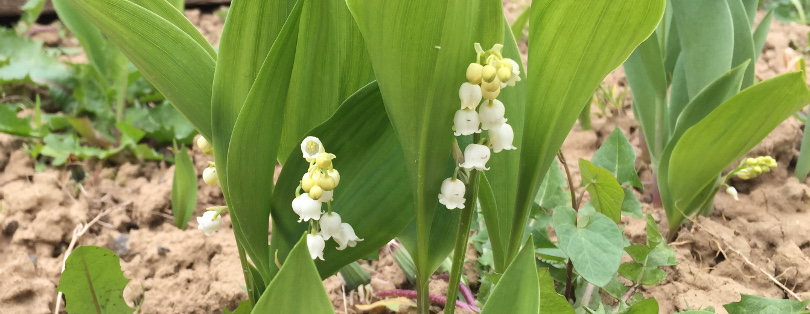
458,282,480,311
376,289,475,311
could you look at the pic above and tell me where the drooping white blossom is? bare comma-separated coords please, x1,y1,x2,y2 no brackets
726,186,739,201
319,212,342,240
459,144,491,171
490,123,517,153
453,109,482,136
459,83,483,110
334,223,363,250
505,59,521,87
327,169,340,186
196,210,222,236
438,178,466,209
478,99,506,130
196,136,214,155
307,234,326,260
301,136,323,161
319,190,334,203
292,193,322,222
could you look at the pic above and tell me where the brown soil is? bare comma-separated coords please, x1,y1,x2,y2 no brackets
1,6,809,314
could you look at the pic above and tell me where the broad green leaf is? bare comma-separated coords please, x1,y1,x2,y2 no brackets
534,160,568,210
592,128,643,189
579,159,624,224
741,0,757,26
65,0,215,140
52,0,109,77
665,72,810,227
537,268,574,314
225,0,305,282
253,235,334,313
171,144,197,229
626,298,660,314
270,83,414,278
0,105,34,137
554,207,624,287
482,19,528,273
512,0,664,262
347,0,504,287
624,32,668,161
726,0,756,88
276,0,373,164
211,0,287,198
56,246,133,314
670,61,748,141
753,10,773,63
723,294,810,314
621,188,643,219
127,0,216,58
671,0,734,99
480,237,539,314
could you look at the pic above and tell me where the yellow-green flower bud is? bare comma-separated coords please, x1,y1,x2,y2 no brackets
482,77,500,92
316,153,334,169
736,170,752,180
765,158,777,168
745,158,757,166
496,66,512,83
760,165,771,173
319,175,337,191
309,185,323,200
482,86,500,100
482,65,497,83
501,59,514,73
752,166,762,174
466,63,483,84
302,173,315,192
196,136,214,155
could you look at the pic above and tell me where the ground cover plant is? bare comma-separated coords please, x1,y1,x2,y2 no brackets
1,0,809,313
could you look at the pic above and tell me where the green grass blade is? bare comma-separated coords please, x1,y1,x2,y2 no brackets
509,0,664,264
171,144,197,229
65,0,215,140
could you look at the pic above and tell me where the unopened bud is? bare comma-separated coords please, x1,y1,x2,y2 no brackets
319,175,337,191
752,166,762,174
496,66,511,83
745,158,757,166
726,186,739,201
482,65,497,83
482,86,500,100
309,185,323,200
316,153,333,169
203,167,218,186
302,173,315,192
196,136,214,155
482,77,500,92
466,63,483,84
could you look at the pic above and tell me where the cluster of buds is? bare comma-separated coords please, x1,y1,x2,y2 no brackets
293,137,363,260
724,156,778,201
195,136,224,236
441,43,520,210
735,156,777,180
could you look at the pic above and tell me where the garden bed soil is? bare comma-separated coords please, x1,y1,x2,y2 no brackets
1,6,809,314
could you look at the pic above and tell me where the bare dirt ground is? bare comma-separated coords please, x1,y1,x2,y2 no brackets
1,4,809,314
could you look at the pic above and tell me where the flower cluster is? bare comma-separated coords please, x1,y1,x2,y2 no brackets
195,136,225,236
441,43,520,210
724,156,778,202
293,136,363,260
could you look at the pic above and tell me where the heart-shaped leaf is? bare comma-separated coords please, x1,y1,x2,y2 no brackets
57,246,133,314
554,207,624,287
579,159,624,224
591,128,642,189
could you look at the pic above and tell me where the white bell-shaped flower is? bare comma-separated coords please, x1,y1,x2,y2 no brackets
459,83,483,110
292,193,322,222
726,186,739,201
203,167,218,186
490,123,517,153
478,99,506,130
334,223,363,250
301,136,323,161
505,59,521,87
319,212,342,240
307,234,326,260
438,178,466,209
319,190,334,203
327,169,340,186
459,144,491,171
453,109,482,136
196,210,222,236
